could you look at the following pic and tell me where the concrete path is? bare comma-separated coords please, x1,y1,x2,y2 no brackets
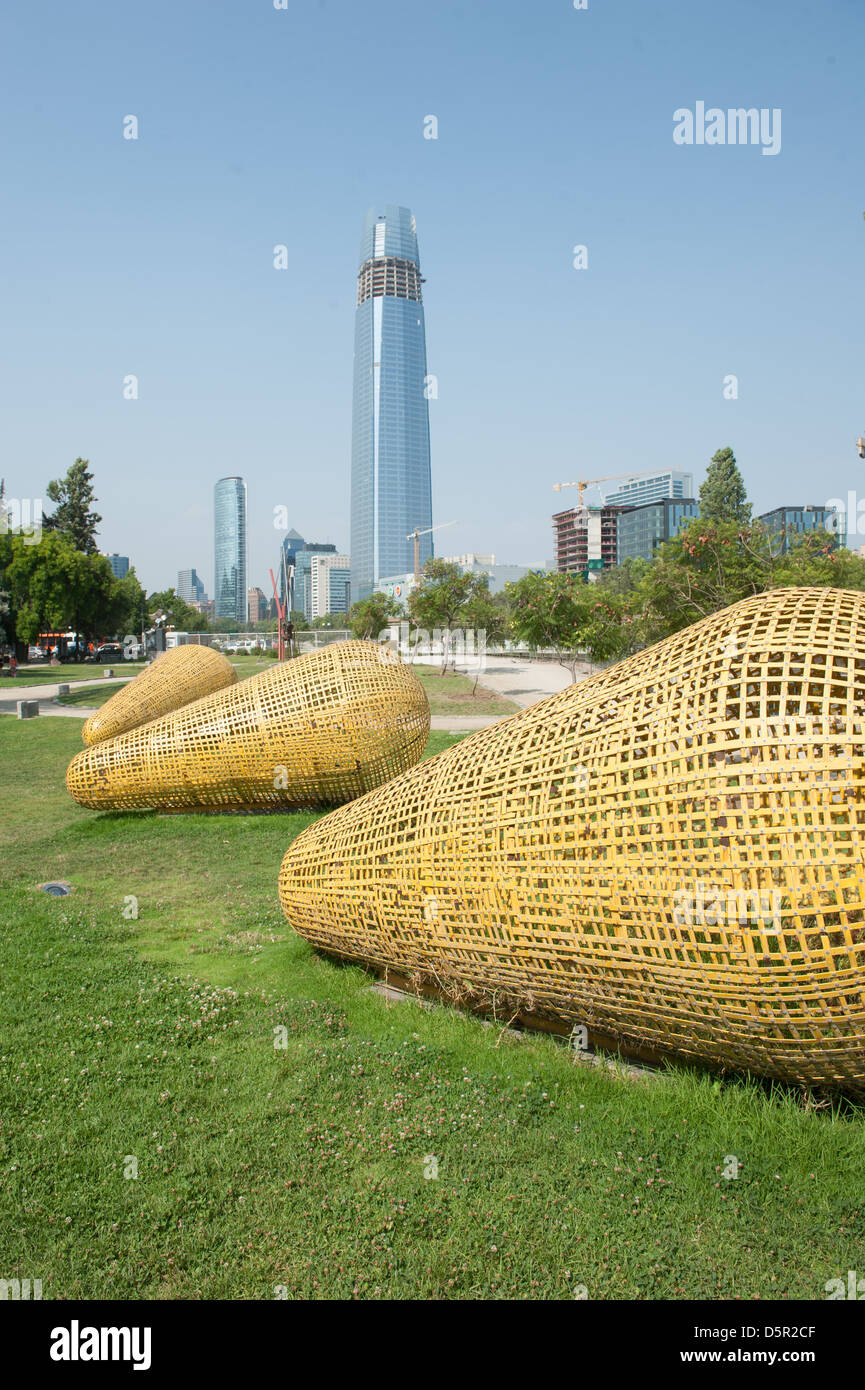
430,714,506,732
0,674,131,718
452,655,585,708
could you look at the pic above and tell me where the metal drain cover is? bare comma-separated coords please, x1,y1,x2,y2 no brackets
38,881,72,897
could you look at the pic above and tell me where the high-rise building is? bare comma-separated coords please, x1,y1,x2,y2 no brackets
616,498,700,564
214,477,247,623
554,506,630,576
247,586,268,623
177,568,207,604
295,543,338,622
757,505,841,554
602,471,693,507
310,554,351,619
350,204,433,603
106,553,129,579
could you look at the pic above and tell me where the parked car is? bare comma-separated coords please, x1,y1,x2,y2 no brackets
96,642,125,661
27,645,48,662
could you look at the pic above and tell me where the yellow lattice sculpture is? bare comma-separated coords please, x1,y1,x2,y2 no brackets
81,644,237,745
67,641,430,812
279,588,865,1093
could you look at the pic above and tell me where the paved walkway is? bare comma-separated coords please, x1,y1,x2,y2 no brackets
452,655,585,708
0,674,131,718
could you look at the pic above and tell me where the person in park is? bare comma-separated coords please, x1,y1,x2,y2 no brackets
8,654,16,677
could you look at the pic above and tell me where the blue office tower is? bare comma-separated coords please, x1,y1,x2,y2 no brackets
350,205,433,602
214,477,247,623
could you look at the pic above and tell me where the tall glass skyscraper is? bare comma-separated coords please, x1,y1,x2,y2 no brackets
214,477,248,623
350,205,433,602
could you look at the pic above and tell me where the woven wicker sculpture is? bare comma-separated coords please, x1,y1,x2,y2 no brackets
279,588,865,1094
67,642,430,812
81,644,237,745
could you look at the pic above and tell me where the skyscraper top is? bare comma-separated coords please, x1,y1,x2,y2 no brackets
358,205,420,269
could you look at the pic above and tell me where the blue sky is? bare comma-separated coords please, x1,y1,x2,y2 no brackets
2,0,863,594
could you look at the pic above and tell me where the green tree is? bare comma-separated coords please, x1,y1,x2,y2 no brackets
460,584,510,692
633,519,766,642
105,569,147,643
507,569,589,680
582,590,640,667
699,446,751,525
147,589,210,632
408,559,491,675
348,591,401,640
771,527,865,590
309,612,344,631
44,458,102,553
5,533,116,654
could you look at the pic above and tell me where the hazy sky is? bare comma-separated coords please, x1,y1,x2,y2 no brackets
3,0,863,594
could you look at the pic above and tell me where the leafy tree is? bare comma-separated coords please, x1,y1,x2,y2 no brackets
461,585,510,692
771,527,865,590
408,559,492,675
699,446,751,525
5,533,117,654
507,569,589,681
105,569,147,642
348,591,401,640
309,612,345,631
582,590,640,667
633,519,765,641
44,458,102,553
147,589,210,633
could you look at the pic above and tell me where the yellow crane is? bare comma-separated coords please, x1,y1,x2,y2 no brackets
406,520,458,583
552,469,664,509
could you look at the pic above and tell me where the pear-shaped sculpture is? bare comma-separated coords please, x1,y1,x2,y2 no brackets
67,641,430,812
279,589,865,1094
82,644,237,745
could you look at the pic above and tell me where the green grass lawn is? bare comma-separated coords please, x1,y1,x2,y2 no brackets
56,682,130,708
2,662,146,686
409,664,517,716
0,716,863,1300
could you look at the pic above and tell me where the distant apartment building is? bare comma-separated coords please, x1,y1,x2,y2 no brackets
106,553,129,579
379,553,532,606
310,554,351,619
553,506,629,576
602,471,693,507
441,553,532,593
294,544,338,622
247,586,268,623
757,505,841,554
177,568,207,604
616,498,700,564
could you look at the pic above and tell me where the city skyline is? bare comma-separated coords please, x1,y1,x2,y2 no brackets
4,1,864,594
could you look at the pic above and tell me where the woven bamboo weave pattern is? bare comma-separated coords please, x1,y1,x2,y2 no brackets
67,641,430,812
81,644,238,745
279,588,865,1093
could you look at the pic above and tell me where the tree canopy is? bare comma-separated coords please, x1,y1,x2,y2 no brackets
698,446,751,525
44,458,102,553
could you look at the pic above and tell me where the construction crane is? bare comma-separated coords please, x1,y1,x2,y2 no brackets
552,470,663,509
406,520,458,583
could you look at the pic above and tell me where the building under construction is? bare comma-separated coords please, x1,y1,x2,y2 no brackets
553,504,630,576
